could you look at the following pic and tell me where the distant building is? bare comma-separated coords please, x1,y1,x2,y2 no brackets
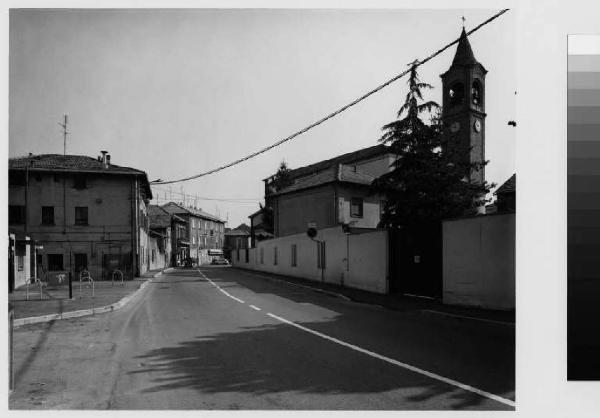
248,208,274,247
495,174,516,213
148,205,175,270
260,145,396,239
161,202,225,264
8,152,152,283
224,223,251,260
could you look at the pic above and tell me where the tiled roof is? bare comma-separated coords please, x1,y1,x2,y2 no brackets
271,167,337,195
235,223,251,233
225,229,250,237
161,201,224,223
148,205,172,229
9,153,152,199
264,145,391,182
9,154,145,175
495,174,516,195
338,164,377,185
270,163,378,196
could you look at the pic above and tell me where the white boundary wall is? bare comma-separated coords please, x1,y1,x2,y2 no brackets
232,226,389,294
443,213,515,310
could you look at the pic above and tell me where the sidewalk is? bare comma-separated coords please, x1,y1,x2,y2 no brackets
232,267,515,324
9,269,162,320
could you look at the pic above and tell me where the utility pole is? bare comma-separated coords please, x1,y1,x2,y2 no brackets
58,114,69,156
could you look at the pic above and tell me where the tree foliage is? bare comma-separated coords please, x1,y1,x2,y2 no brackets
271,160,293,192
258,202,274,236
373,64,492,227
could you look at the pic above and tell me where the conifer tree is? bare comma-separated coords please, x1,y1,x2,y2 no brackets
373,63,492,227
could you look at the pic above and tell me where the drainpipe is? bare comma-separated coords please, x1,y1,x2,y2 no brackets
135,177,140,277
130,178,136,279
24,166,29,236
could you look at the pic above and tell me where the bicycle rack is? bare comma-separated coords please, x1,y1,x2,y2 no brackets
79,269,95,297
25,277,46,301
112,269,124,287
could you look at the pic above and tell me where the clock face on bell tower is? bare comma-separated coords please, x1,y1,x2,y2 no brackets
440,28,487,185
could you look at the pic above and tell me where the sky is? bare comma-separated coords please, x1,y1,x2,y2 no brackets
9,8,516,228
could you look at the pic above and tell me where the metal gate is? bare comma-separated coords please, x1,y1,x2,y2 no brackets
388,223,443,298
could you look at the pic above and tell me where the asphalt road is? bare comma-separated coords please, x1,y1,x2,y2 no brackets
10,267,515,410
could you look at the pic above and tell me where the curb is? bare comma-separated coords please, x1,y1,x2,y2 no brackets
13,270,163,328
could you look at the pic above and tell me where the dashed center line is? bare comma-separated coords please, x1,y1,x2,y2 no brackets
196,268,514,408
198,268,245,304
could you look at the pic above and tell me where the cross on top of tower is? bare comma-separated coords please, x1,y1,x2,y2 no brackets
461,16,466,28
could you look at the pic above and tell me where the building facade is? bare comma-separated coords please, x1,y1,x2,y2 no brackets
260,145,396,239
8,152,152,283
161,202,225,264
148,204,174,270
224,223,251,261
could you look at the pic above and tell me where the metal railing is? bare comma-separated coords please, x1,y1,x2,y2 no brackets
79,269,95,297
25,277,47,301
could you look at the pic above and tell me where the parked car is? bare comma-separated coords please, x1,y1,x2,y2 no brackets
211,257,230,266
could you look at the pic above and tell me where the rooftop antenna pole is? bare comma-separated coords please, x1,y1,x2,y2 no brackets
58,114,69,155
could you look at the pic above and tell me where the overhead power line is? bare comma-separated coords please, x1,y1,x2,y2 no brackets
150,185,260,203
153,9,509,186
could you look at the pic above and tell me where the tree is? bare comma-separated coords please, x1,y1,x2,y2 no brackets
271,160,293,192
258,202,274,236
372,63,492,228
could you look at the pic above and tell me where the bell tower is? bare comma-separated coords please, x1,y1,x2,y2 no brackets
440,27,487,184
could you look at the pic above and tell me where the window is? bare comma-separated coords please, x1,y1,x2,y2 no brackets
74,253,87,273
48,254,63,271
260,247,264,264
75,206,88,225
9,205,26,224
73,175,87,189
9,171,26,186
317,242,326,269
448,82,464,107
35,173,42,182
471,80,482,105
54,173,60,183
17,255,24,272
274,247,278,265
350,198,363,218
236,238,242,249
237,249,240,261
291,244,297,267
42,206,55,225
245,248,249,263
152,249,156,263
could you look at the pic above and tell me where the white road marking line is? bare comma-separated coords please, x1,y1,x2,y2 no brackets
266,312,515,408
420,310,514,326
198,269,245,304
249,305,261,311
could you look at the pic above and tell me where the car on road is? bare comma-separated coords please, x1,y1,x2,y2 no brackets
211,257,230,266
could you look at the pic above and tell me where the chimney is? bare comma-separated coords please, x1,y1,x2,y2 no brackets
100,150,108,168
106,154,111,167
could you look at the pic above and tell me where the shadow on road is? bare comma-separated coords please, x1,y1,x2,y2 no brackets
129,318,513,410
